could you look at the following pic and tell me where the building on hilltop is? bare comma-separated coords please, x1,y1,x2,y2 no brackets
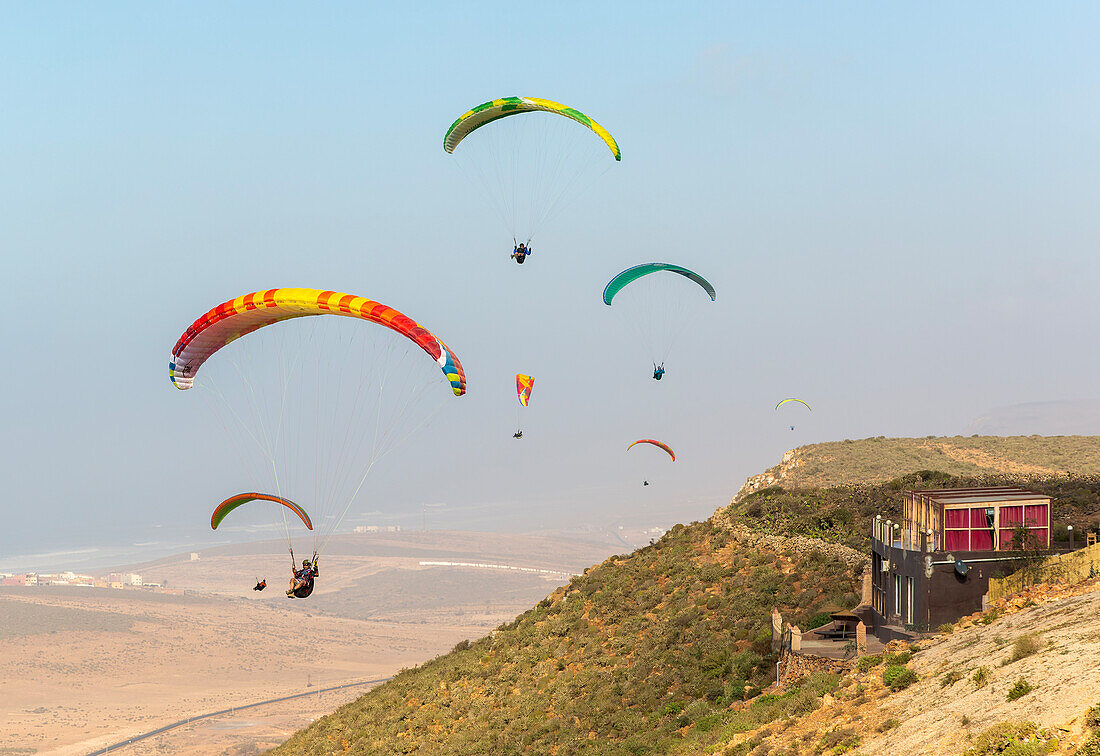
869,486,1061,639
901,487,1050,552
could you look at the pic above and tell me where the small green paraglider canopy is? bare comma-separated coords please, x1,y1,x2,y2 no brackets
602,263,716,306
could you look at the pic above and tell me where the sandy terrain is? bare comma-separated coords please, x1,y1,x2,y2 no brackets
859,582,1100,755
0,531,613,755
0,587,478,755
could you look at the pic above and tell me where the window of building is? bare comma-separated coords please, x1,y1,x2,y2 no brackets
944,507,995,551
999,504,1050,549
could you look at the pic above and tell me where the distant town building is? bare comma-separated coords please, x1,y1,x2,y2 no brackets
107,572,143,586
190,552,200,561
869,486,1057,639
354,525,402,533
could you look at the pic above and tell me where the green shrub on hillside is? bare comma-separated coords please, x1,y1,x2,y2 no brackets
856,655,882,673
940,670,963,688
962,721,1056,756
1006,634,1042,664
883,665,918,691
883,651,912,666
1007,678,1035,701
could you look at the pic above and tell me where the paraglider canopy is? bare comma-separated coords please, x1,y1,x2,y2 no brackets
211,493,313,531
627,439,676,462
602,263,716,306
775,398,812,412
443,97,620,245
444,97,621,160
170,287,467,397
602,264,716,375
516,374,534,407
173,286,468,564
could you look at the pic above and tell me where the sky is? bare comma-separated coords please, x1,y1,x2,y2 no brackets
3,2,1100,568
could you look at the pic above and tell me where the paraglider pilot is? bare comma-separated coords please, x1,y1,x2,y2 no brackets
511,243,531,264
513,430,523,439
253,578,266,592
652,363,665,381
287,554,318,598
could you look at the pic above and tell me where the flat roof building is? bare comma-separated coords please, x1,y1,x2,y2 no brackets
901,487,1051,552
870,486,1058,640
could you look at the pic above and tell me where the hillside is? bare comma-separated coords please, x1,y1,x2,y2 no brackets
736,436,1100,498
273,521,864,754
272,436,1100,755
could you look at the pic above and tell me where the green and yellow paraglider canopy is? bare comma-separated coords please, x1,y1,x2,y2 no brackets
444,97,621,161
775,398,812,411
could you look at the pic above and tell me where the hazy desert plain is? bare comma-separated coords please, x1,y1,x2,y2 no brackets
1,530,615,755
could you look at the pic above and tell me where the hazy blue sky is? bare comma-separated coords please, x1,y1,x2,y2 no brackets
4,2,1100,567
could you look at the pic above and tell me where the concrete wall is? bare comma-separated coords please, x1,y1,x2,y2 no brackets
987,541,1100,602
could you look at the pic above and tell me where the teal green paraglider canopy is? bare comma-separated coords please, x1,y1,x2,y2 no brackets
602,263,716,305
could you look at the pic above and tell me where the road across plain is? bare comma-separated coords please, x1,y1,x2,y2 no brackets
87,676,390,755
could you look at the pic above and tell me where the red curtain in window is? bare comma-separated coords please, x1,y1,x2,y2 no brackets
945,530,970,551
1024,504,1048,527
1000,529,1022,549
945,509,968,528
1001,506,1023,526
970,528,994,550
1032,528,1049,546
970,508,990,527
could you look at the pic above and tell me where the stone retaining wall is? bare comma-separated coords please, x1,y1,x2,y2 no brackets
779,653,850,687
712,522,870,573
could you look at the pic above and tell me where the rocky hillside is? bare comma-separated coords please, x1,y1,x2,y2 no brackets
714,578,1100,756
271,436,1100,755
735,436,1100,500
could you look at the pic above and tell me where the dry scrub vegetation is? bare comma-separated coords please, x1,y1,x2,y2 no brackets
273,520,862,754
273,439,1100,755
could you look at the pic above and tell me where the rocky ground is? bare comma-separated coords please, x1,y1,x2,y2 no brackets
715,578,1100,755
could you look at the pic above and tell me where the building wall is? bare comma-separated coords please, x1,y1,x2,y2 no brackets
870,537,1027,633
